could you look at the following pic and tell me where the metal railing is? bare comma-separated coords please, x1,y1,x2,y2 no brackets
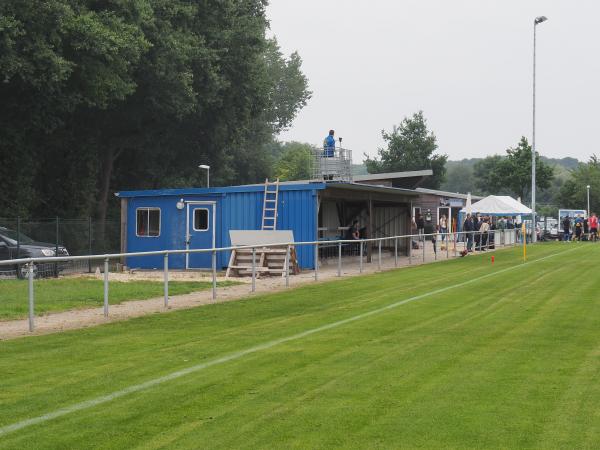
0,229,520,332
312,146,353,182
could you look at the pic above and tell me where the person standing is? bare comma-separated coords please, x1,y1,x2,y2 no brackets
562,215,571,242
575,215,584,241
323,130,336,157
416,213,425,244
439,214,448,244
589,213,598,242
464,213,474,252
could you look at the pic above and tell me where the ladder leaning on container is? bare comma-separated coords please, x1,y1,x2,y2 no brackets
261,178,279,230
226,178,300,278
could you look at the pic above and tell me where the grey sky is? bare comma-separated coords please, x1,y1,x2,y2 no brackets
267,0,600,162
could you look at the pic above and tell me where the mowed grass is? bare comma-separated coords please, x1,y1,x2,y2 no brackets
0,243,599,449
0,278,237,320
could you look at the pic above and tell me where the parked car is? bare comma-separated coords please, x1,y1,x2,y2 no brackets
0,226,69,278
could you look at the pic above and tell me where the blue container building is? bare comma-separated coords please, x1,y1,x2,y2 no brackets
116,181,420,271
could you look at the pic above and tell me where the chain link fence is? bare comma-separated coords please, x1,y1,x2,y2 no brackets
0,218,120,279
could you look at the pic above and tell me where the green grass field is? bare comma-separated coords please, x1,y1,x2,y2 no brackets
1,243,599,449
0,278,237,320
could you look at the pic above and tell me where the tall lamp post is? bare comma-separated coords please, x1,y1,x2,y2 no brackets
532,15,548,242
587,185,591,218
199,164,210,188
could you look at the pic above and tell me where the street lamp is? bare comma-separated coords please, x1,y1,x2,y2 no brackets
587,185,591,218
198,164,210,188
531,15,548,243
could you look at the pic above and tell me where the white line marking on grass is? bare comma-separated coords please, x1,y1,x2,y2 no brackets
0,246,584,437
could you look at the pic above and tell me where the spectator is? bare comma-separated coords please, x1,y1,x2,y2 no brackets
323,130,335,157
416,213,425,243
463,213,475,252
424,214,436,254
562,216,571,241
589,213,598,242
439,214,448,243
575,215,584,241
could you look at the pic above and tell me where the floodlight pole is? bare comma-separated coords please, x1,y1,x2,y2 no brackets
587,185,591,218
199,164,210,188
532,15,548,243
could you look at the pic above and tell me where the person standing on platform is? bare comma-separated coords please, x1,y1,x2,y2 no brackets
323,130,336,157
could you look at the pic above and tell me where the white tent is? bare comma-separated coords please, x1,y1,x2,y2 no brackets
460,195,532,215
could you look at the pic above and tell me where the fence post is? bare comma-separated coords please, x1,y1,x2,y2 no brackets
54,216,59,278
286,245,290,288
359,239,364,273
28,263,34,332
16,216,21,259
251,247,256,293
409,236,412,265
337,241,342,277
422,237,426,262
394,237,398,267
88,216,92,273
314,242,319,281
103,258,109,317
378,239,382,270
212,250,217,300
163,253,169,308
446,232,449,259
434,234,437,261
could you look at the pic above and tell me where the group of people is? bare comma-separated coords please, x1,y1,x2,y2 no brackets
561,213,598,242
462,213,499,252
412,210,450,253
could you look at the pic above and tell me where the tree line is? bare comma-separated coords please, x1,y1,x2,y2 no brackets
0,0,310,223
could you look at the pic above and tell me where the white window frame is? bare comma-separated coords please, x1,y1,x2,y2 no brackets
136,207,161,238
192,208,210,232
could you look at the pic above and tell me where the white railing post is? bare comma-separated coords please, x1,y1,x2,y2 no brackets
163,253,169,308
409,236,412,265
422,237,426,262
28,263,34,332
394,237,398,267
103,258,109,317
314,242,319,281
378,239,382,270
337,241,342,277
286,245,290,288
212,249,217,300
251,247,256,293
359,239,364,273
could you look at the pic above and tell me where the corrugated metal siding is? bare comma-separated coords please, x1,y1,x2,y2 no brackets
373,207,408,247
220,189,317,269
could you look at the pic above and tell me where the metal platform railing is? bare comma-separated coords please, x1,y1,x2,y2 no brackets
312,146,353,182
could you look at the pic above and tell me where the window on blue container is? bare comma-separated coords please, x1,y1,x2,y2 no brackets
193,208,209,231
136,208,161,237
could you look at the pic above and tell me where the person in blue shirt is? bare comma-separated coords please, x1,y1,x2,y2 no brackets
323,130,335,157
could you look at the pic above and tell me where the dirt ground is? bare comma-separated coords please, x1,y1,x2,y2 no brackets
1,241,495,340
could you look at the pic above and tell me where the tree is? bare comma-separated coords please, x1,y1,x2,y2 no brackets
473,137,554,201
273,142,313,181
365,111,447,189
0,0,311,223
559,155,600,212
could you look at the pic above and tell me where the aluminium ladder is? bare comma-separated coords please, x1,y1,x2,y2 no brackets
261,178,280,230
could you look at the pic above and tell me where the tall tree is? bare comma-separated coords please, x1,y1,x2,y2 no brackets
559,155,600,212
273,142,313,181
365,111,447,189
473,137,554,201
0,0,311,223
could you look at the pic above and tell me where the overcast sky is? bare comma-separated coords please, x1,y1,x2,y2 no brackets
267,0,600,163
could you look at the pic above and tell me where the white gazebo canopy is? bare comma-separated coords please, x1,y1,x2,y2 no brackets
460,195,532,216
